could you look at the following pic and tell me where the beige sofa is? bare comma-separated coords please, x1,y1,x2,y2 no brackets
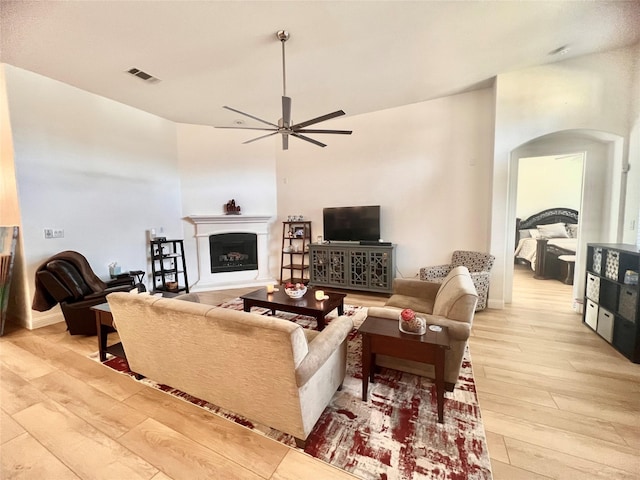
106,292,353,446
367,266,478,390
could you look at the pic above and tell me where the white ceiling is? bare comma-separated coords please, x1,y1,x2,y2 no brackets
2,1,639,129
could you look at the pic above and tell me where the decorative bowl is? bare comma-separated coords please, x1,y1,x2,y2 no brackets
285,286,307,299
398,313,426,335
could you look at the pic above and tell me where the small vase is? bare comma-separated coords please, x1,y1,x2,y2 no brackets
399,315,426,335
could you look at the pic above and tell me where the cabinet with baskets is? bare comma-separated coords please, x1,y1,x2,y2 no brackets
584,243,639,363
280,221,311,285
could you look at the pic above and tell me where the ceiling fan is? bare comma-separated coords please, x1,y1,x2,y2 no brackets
216,30,352,150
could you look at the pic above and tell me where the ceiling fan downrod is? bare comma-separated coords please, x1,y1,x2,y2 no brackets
277,30,289,98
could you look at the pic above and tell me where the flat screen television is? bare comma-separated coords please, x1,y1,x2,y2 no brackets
323,205,381,242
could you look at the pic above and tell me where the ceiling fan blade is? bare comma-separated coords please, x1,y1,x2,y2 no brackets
291,110,346,129
295,129,352,135
282,134,289,150
223,106,279,128
215,126,278,131
291,132,327,148
282,96,291,127
242,131,279,145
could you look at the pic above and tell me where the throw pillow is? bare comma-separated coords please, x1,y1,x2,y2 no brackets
537,222,569,238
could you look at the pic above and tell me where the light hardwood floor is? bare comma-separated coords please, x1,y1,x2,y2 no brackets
1,266,639,479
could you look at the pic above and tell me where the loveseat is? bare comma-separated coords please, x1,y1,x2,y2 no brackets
106,292,353,446
367,266,478,390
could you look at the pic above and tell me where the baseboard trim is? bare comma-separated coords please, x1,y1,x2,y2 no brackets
487,299,504,310
31,312,65,330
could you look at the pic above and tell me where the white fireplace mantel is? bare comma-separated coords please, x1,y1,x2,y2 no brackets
187,214,274,291
188,214,273,225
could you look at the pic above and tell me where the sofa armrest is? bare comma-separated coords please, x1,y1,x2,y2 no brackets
84,284,135,301
392,278,441,299
423,314,471,341
295,316,353,387
419,264,452,281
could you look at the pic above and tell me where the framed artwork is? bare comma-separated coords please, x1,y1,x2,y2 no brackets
0,226,18,336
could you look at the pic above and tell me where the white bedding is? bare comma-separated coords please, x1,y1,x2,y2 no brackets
515,238,577,271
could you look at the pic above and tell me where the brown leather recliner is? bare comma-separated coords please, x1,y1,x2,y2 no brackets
32,251,142,335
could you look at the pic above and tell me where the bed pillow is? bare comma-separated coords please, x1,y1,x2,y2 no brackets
537,222,570,238
567,223,579,238
518,229,540,239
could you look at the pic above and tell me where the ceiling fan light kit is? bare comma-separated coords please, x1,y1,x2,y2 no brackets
216,30,352,150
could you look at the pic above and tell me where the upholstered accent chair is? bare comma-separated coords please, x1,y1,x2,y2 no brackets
368,266,478,391
32,251,140,335
420,250,495,311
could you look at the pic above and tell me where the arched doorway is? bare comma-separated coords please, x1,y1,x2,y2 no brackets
502,129,626,309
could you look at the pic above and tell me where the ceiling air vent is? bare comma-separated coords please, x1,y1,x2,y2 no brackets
126,67,161,84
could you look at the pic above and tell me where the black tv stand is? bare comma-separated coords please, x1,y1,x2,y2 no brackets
360,240,391,246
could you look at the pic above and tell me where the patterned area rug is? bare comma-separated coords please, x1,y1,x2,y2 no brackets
95,299,492,480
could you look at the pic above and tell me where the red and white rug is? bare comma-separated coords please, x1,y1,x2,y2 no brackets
95,299,492,480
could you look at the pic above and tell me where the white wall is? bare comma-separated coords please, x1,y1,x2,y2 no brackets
492,45,636,308
623,42,640,245
4,64,183,328
176,123,278,284
516,155,583,220
275,89,495,279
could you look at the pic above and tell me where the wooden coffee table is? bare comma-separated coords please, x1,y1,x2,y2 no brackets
240,286,346,331
359,315,451,423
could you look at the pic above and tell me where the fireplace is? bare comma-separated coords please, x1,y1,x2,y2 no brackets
187,214,273,291
210,233,258,273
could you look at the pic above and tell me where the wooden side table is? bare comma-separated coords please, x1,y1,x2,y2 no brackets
359,315,451,423
91,302,126,362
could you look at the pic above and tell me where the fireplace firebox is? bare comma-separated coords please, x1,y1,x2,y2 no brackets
209,233,258,273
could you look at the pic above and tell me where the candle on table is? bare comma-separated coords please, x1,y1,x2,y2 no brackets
315,290,325,301
267,284,275,293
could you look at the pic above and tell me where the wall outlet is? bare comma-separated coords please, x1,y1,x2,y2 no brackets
44,228,64,239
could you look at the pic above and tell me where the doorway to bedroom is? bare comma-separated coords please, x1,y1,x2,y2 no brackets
514,153,584,305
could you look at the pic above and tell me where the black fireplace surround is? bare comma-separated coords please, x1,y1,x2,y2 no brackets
209,233,258,273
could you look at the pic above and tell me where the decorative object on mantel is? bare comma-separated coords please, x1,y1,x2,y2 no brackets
224,199,241,215
215,30,352,150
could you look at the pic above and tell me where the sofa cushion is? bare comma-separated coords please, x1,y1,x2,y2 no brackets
433,266,478,323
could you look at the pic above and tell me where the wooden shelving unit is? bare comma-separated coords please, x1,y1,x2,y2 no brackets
280,221,311,285
150,239,189,294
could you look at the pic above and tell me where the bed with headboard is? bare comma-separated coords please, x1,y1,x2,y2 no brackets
515,207,579,283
